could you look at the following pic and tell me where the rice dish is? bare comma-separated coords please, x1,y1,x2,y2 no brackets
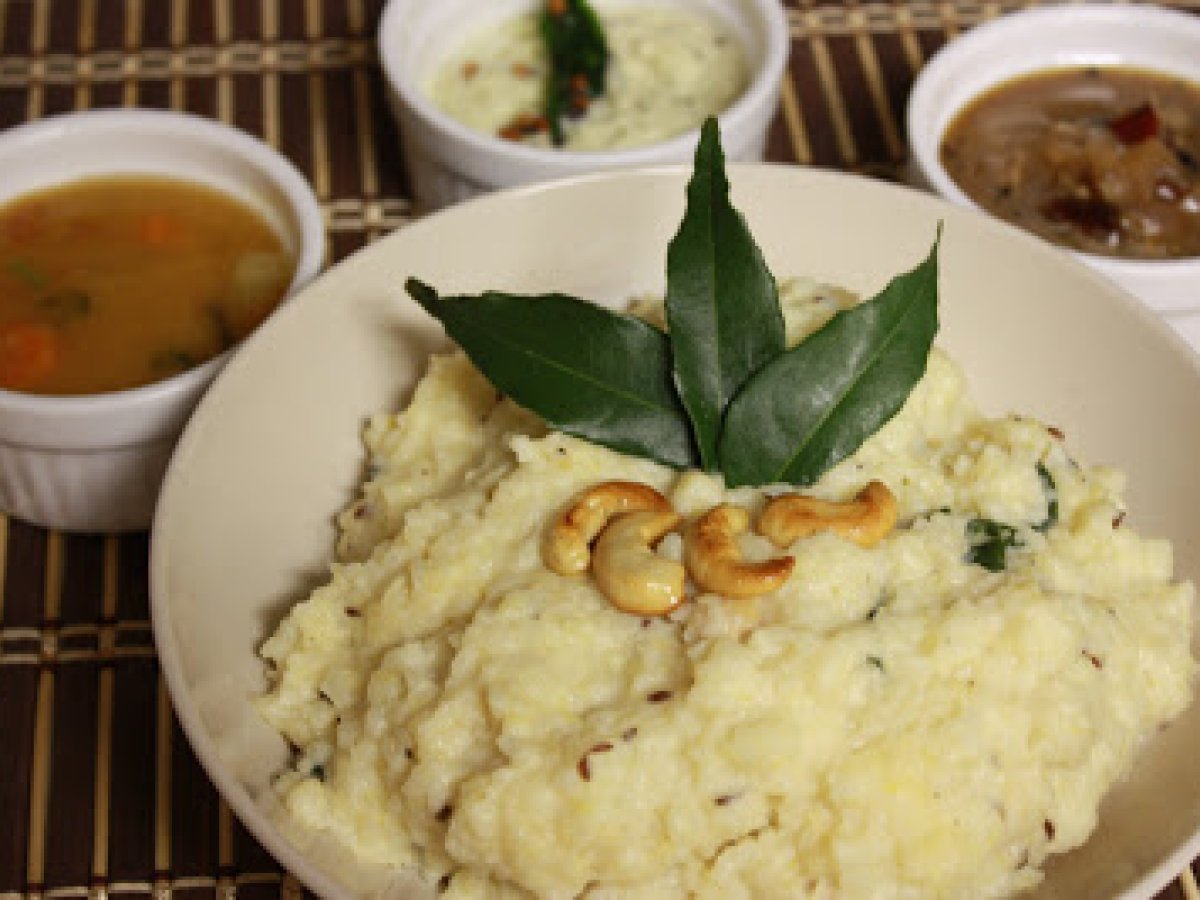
257,279,1194,898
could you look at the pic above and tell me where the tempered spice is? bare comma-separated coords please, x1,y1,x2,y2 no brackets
577,741,614,781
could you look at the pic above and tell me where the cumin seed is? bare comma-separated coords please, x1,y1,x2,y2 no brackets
577,741,614,781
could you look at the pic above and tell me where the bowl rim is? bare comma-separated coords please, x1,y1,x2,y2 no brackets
905,2,1200,281
0,107,325,424
376,0,791,171
150,160,1200,900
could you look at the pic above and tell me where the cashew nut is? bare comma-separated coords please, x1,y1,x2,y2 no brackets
592,510,686,616
544,481,673,575
684,504,795,599
758,480,898,549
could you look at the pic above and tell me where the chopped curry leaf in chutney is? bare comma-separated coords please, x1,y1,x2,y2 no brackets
939,66,1200,259
0,175,295,395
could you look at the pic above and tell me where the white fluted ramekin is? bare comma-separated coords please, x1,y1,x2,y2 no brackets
907,4,1200,346
0,109,325,532
377,0,791,211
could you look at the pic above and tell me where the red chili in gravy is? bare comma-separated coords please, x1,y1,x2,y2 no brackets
939,66,1200,259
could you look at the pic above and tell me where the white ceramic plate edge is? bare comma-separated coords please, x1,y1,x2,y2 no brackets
152,163,1200,900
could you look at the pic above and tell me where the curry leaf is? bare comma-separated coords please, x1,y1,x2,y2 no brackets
405,118,942,490
407,279,697,469
1034,462,1058,532
718,234,940,487
5,258,47,290
665,118,785,472
541,0,608,146
965,518,1020,572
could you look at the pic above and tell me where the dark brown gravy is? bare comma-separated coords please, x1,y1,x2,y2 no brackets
939,66,1200,259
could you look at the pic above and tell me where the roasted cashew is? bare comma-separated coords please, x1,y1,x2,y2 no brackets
758,480,898,549
592,510,686,616
684,504,795,599
544,481,673,575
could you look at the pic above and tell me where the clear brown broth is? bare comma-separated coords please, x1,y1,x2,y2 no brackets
0,175,296,395
939,66,1200,259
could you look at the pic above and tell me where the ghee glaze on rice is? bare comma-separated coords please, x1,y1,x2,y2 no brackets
257,276,1195,899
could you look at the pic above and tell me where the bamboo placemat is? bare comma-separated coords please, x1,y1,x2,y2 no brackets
2,1,1200,898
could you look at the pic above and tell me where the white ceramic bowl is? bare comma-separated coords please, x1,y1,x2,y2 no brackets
907,3,1200,342
0,109,325,533
152,165,1200,899
378,0,790,210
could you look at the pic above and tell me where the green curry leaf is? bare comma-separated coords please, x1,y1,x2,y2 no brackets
718,234,940,487
406,279,698,469
406,118,941,490
540,0,609,146
5,258,48,290
1034,462,1058,532
965,518,1021,572
665,118,786,472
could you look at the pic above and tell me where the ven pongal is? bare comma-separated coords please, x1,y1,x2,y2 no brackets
255,121,1195,897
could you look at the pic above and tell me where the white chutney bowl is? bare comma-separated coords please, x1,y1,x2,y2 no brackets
378,0,791,211
0,109,325,533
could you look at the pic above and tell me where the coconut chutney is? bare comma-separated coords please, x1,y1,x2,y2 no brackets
425,4,748,151
257,278,1195,898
